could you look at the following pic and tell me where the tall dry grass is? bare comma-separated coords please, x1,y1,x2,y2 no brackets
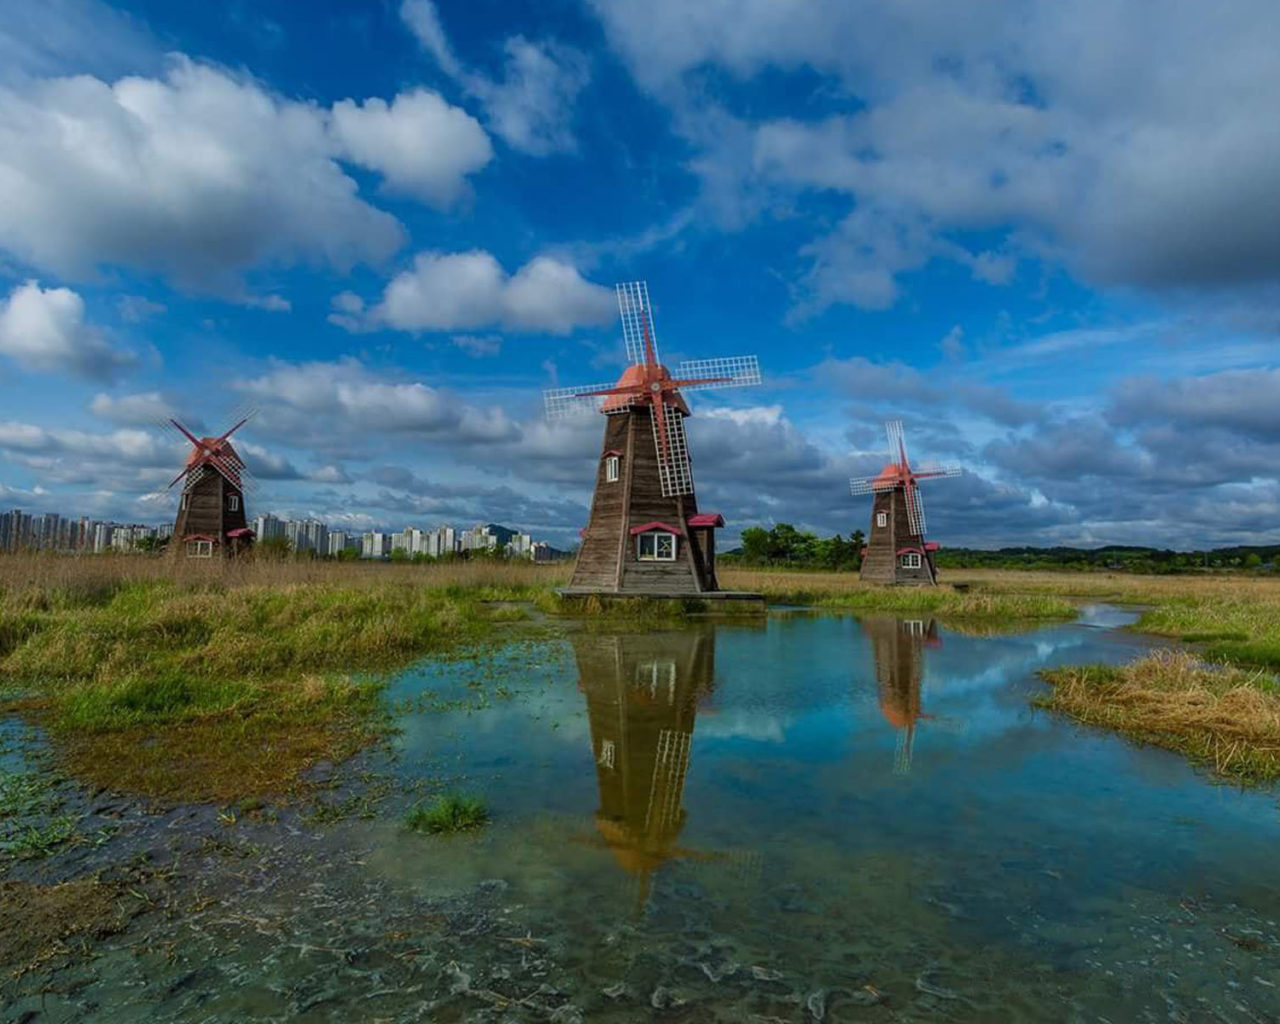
1040,650,1280,782
0,553,569,802
0,551,571,609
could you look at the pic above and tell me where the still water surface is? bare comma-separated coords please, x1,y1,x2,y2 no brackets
365,608,1280,1020
16,608,1280,1022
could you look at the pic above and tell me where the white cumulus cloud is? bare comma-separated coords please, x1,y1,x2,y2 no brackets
0,280,136,379
345,251,615,335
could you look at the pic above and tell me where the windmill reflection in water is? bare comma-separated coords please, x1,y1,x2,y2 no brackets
860,615,968,774
571,627,759,911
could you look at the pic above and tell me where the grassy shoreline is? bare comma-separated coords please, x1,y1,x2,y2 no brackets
1039,651,1280,783
0,557,562,802
6,556,1280,799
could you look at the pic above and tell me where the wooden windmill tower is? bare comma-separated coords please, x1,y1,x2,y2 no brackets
862,615,941,774
850,420,960,585
166,416,255,559
545,282,761,596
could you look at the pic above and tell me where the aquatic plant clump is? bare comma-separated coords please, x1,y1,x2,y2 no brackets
1039,649,1280,782
404,794,489,834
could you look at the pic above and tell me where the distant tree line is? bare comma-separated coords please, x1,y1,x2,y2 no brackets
722,524,1280,574
726,524,865,570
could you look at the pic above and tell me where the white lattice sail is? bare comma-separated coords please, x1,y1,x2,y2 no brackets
675,355,762,390
544,383,623,420
617,281,658,365
653,410,694,497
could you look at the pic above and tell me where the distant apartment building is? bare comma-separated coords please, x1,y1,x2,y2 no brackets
327,531,357,557
460,523,497,553
286,518,329,555
254,513,285,541
361,532,389,559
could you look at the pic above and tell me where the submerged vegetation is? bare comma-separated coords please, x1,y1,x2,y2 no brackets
1040,650,1280,783
404,793,489,834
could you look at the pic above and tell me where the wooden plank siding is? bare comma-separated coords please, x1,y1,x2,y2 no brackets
569,405,715,595
859,488,937,585
171,471,248,559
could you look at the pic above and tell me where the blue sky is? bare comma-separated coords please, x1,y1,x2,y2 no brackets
1,0,1278,549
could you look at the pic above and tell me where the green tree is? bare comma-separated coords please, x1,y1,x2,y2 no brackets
740,527,772,564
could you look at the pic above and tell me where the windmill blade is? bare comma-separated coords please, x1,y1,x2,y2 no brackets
916,461,962,479
215,410,256,445
673,355,762,391
544,383,630,420
904,481,927,538
617,281,659,366
170,418,205,450
652,404,694,497
885,420,909,469
850,476,896,496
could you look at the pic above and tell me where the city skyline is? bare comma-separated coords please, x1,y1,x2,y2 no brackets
1,1,1278,552
0,504,561,560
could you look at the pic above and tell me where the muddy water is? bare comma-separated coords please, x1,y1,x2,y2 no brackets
4,608,1280,1022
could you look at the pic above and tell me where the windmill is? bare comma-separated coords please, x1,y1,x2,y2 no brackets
545,281,761,596
850,420,960,585
165,414,256,559
861,616,942,774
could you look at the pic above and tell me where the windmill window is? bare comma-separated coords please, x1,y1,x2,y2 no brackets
876,512,888,528
900,552,922,569
905,619,925,636
186,540,213,559
605,455,620,482
635,659,678,701
227,495,239,511
598,738,616,769
637,532,676,561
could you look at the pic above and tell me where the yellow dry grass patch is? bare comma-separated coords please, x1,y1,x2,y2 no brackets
1041,649,1280,782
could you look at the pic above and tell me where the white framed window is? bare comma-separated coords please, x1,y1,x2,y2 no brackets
905,619,925,636
227,494,239,512
605,455,620,483
637,532,677,561
181,492,189,509
900,552,922,569
186,540,213,559
598,738,616,769
876,511,888,528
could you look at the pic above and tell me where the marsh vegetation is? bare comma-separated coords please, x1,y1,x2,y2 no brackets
4,555,1280,800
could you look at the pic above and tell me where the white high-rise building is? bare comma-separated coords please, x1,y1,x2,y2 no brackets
361,532,389,559
254,514,285,541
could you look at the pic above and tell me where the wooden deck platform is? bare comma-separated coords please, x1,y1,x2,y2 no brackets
557,587,765,605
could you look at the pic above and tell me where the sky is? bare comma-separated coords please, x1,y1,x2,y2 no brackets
1,0,1278,550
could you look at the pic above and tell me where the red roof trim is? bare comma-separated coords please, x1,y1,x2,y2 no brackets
182,533,219,543
924,541,940,552
687,512,725,528
896,546,923,556
226,528,255,538
629,521,684,536
602,449,623,457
